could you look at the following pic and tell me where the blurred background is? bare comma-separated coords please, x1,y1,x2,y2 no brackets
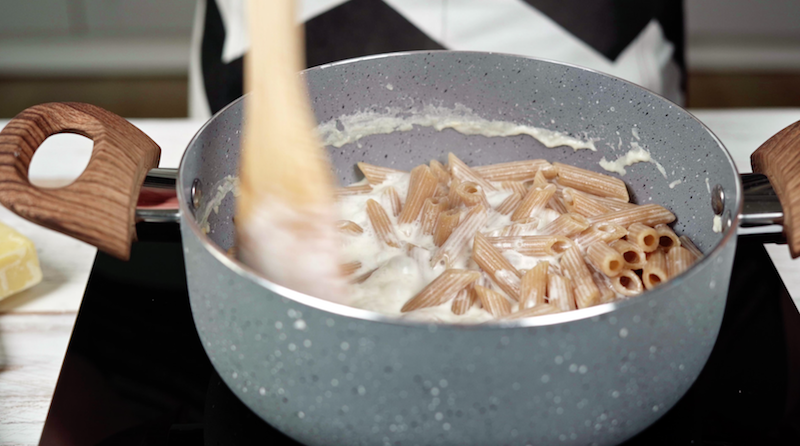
0,0,798,119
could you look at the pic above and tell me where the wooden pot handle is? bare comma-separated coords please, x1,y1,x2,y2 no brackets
0,103,161,260
751,120,800,258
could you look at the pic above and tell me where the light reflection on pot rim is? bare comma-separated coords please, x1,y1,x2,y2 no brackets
176,50,743,329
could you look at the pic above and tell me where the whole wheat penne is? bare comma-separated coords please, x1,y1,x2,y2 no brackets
451,285,479,315
548,191,569,214
655,224,681,250
472,159,551,182
643,248,668,289
541,164,557,179
609,239,646,269
587,204,676,227
430,159,450,184
554,162,629,201
432,204,489,267
531,170,549,189
520,261,548,309
547,273,576,311
498,218,540,236
340,261,361,276
501,303,561,320
667,246,695,278
455,181,491,209
434,183,448,197
383,186,403,217
474,285,512,316
401,269,481,312
586,242,625,277
573,222,627,247
627,223,660,253
485,235,574,256
561,245,601,308
499,181,529,197
336,183,373,196
357,162,405,185
679,235,703,260
472,233,522,301
591,194,637,211
448,177,462,208
562,187,613,217
591,270,618,303
495,192,522,215
448,152,496,191
511,184,557,221
434,208,461,247
539,212,590,237
336,220,364,235
611,269,644,297
366,199,400,248
398,165,438,224
420,197,449,236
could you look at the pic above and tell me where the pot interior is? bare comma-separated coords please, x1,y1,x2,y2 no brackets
180,51,740,287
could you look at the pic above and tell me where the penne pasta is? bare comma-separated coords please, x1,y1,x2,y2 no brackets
433,208,461,247
667,246,695,278
643,248,668,289
541,164,558,179
451,285,479,315
448,152,496,191
586,242,625,277
553,162,629,201
430,159,450,184
655,224,681,250
398,165,438,224
592,270,618,303
340,261,361,276
473,159,551,182
560,246,601,308
383,186,403,217
454,181,491,209
573,222,627,247
336,220,364,235
548,191,569,214
587,204,676,228
474,285,512,317
611,269,644,297
498,218,540,236
609,239,646,269
472,233,522,301
401,269,481,312
500,303,561,320
591,194,637,211
485,235,574,256
420,197,449,236
679,235,703,260
539,212,590,237
531,170,549,189
562,187,613,217
336,183,373,196
547,273,576,311
448,177,462,208
432,204,489,267
520,261,548,309
495,192,522,215
357,162,405,185
499,181,529,197
627,223,660,253
366,199,401,248
511,184,557,221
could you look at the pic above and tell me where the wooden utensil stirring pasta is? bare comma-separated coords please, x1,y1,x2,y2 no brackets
337,154,700,322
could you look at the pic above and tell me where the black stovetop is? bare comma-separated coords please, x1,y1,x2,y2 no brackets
39,223,800,445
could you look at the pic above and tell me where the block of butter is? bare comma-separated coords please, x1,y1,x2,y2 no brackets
0,221,43,300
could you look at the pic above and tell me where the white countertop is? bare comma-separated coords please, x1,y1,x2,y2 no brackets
0,110,799,445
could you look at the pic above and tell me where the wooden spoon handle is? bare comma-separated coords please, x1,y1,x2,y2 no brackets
0,103,161,260
751,120,800,258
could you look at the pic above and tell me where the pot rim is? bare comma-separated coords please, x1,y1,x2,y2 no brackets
176,49,744,329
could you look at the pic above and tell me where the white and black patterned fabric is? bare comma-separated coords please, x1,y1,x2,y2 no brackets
189,0,684,118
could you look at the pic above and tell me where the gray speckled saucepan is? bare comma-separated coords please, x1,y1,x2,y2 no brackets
1,51,799,446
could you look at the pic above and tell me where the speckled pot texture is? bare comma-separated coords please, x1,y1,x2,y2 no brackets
177,52,742,445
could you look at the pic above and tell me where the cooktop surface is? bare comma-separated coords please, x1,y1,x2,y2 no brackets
39,223,800,445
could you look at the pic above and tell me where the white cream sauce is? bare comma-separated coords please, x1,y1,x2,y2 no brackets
598,142,667,178
316,103,597,151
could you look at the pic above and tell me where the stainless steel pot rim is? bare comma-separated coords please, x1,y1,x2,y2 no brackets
176,50,743,329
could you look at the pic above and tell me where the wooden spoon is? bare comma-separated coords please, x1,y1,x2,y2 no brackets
236,0,345,302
